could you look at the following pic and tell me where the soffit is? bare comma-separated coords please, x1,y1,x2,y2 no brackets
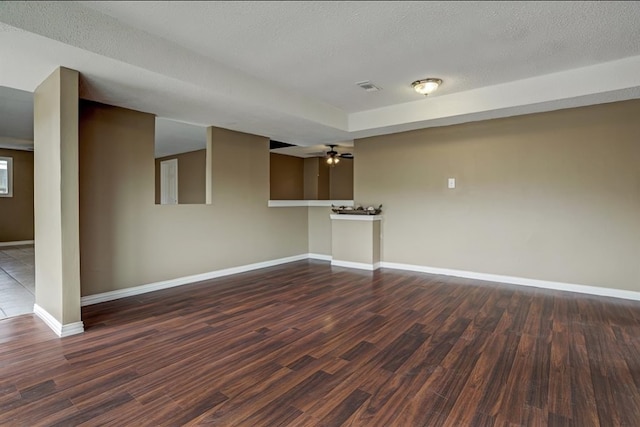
80,1,640,112
1,1,639,148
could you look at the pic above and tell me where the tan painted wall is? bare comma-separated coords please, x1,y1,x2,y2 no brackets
331,219,380,265
303,158,330,200
79,101,308,296
34,67,81,325
304,157,319,200
330,158,354,200
270,153,304,200
308,207,332,255
355,99,640,291
303,157,353,200
155,149,206,204
318,159,330,200
0,148,34,242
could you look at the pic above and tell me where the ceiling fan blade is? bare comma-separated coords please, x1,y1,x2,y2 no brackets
340,153,354,158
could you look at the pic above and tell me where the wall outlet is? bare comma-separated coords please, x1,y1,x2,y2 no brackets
448,178,456,189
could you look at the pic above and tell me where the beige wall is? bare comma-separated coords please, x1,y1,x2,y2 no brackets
303,158,330,200
303,157,353,200
330,158,354,200
270,153,304,200
34,67,81,325
0,148,34,242
155,149,206,204
355,99,640,291
271,156,354,201
331,219,380,265
304,157,319,200
318,159,330,200
79,101,308,296
308,207,332,255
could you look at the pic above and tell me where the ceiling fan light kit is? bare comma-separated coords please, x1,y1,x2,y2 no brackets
325,144,352,166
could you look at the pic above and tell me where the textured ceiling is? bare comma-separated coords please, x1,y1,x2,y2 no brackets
0,86,32,138
1,1,640,149
0,86,33,150
80,1,640,112
0,87,207,157
155,118,206,158
271,141,354,159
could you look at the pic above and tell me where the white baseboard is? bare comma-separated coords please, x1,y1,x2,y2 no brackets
0,240,34,247
33,304,84,337
308,253,332,261
81,254,309,306
380,262,640,302
79,252,640,308
331,259,381,271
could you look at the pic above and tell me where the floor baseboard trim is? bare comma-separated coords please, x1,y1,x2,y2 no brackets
0,240,34,247
33,304,84,337
331,259,380,271
308,253,332,261
81,254,310,306
380,262,640,302
80,254,640,308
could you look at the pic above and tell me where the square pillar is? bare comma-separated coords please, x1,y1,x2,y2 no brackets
33,67,83,337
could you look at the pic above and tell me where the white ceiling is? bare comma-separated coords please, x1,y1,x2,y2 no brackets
0,86,206,157
78,1,640,112
155,119,206,158
271,141,354,159
1,1,640,150
0,86,33,150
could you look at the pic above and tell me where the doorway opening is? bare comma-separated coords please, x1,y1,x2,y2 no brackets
0,86,35,319
160,158,178,205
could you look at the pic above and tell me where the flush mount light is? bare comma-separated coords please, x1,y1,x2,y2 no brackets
411,78,442,96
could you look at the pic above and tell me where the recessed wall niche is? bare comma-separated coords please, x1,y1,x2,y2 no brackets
154,118,208,205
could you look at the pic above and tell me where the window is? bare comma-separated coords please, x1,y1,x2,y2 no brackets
0,157,13,197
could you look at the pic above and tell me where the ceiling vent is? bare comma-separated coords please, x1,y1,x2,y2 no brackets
355,81,381,92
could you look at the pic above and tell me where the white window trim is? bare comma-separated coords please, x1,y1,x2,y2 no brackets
0,156,13,198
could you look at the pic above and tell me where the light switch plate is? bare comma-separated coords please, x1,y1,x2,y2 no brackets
448,178,456,189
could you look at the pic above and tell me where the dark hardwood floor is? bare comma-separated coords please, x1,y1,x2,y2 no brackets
1,260,640,426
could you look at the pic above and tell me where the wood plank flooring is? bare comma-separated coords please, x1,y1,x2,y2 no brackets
1,260,640,426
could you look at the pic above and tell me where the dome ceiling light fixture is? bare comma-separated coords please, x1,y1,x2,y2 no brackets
412,78,442,96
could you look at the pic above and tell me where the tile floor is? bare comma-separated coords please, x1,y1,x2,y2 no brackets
0,245,35,319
